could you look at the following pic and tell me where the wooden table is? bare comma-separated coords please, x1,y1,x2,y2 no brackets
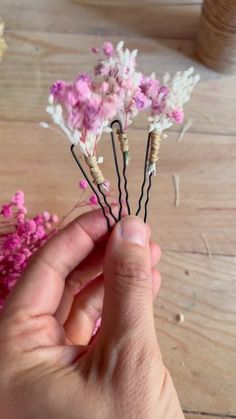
0,1,236,417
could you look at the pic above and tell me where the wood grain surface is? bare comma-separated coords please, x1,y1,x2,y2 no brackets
1,1,201,38
75,0,203,5
0,0,235,417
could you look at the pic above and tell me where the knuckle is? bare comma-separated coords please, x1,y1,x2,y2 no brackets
112,255,150,293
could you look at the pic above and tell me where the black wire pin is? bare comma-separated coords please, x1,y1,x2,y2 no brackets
110,120,131,218
70,145,111,230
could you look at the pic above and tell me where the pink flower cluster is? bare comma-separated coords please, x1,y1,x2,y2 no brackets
47,72,119,157
50,74,118,133
145,69,200,133
140,76,184,130
0,185,110,309
0,191,59,309
46,41,199,158
93,41,149,129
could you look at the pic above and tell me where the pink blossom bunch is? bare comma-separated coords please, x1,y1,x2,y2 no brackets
0,191,59,309
0,185,112,309
147,68,200,134
47,73,119,158
43,40,200,168
93,41,149,129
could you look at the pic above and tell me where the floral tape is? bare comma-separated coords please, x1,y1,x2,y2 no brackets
117,130,129,153
149,132,162,164
85,156,105,185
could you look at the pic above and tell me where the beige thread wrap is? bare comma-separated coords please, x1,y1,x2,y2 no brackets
149,132,162,165
85,156,105,185
117,129,129,153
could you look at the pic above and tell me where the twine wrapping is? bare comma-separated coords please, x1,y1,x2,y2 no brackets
196,0,236,74
117,129,130,166
149,132,162,164
148,132,162,175
85,156,105,185
117,130,129,153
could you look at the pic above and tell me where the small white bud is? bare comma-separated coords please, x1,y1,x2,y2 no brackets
48,95,54,105
40,122,49,129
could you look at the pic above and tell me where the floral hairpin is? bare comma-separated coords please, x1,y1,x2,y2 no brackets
136,67,200,220
41,41,200,228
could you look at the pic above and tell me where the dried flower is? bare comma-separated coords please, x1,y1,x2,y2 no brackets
46,72,117,158
0,191,58,309
42,41,199,199
147,68,200,174
79,179,89,190
0,204,13,219
94,40,147,129
102,41,114,57
89,194,98,206
92,47,99,54
0,186,112,309
11,190,25,209
148,67,200,134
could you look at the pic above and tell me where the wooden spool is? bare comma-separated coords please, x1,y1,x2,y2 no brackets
196,0,236,74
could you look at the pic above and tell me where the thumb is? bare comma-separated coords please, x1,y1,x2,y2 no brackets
100,216,156,344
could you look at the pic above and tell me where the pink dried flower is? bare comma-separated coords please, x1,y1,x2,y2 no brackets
12,190,25,209
140,76,160,99
148,68,200,134
36,225,46,240
48,70,118,157
2,234,21,252
50,80,70,101
103,42,114,57
93,40,144,129
14,253,26,267
51,214,59,223
25,220,36,233
133,91,149,110
158,85,170,97
92,47,99,54
1,204,13,218
0,192,59,310
79,179,89,190
89,194,98,206
171,109,184,124
43,211,50,221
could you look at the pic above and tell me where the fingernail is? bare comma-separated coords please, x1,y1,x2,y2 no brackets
120,216,147,247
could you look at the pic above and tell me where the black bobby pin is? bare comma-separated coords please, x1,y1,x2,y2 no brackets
143,172,153,223
97,183,117,223
122,150,131,216
70,145,111,230
110,120,124,220
135,132,151,219
110,120,131,218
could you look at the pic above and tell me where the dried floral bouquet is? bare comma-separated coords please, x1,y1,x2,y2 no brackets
42,41,199,227
1,40,200,308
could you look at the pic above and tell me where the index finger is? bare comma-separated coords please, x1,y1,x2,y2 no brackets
3,209,112,318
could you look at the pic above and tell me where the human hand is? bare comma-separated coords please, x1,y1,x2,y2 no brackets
0,210,184,419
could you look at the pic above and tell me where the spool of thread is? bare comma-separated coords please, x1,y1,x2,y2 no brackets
196,0,236,74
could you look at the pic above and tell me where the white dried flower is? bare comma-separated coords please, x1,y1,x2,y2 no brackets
40,122,49,129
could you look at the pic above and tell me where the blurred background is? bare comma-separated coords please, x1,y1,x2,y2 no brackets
0,1,236,417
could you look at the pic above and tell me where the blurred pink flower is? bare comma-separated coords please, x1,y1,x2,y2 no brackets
89,194,98,206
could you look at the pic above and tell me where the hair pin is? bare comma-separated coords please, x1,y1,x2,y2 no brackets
41,41,200,226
